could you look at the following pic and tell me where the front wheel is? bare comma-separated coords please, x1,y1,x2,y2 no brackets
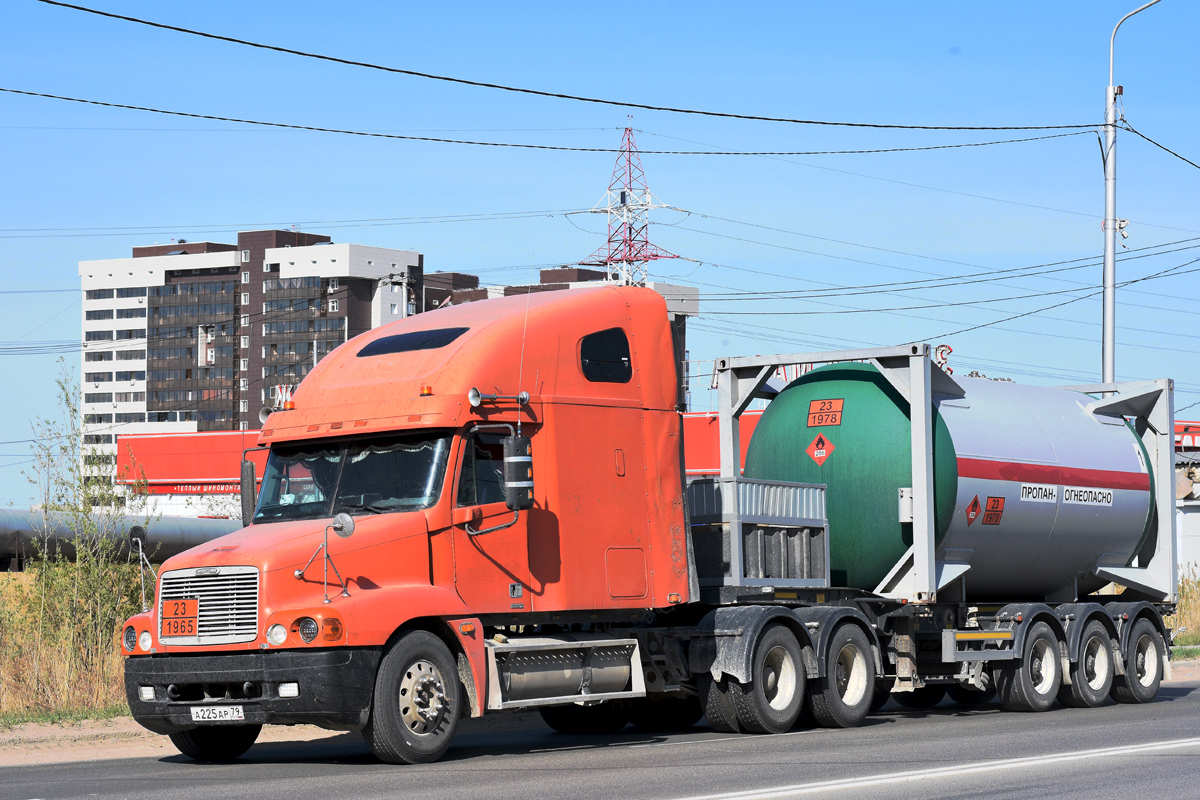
808,622,876,728
168,724,261,761
363,630,461,764
1111,618,1164,704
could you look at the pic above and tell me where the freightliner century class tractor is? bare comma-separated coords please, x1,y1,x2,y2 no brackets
120,286,1180,764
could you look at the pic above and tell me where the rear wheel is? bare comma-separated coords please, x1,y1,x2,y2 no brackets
698,674,740,733
540,702,629,734
1112,618,1164,704
728,623,806,733
168,724,261,761
995,621,1061,712
869,680,893,712
809,623,876,728
1059,620,1114,708
891,684,946,709
627,695,704,732
363,630,461,764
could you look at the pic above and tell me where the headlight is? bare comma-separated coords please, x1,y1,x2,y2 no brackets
267,624,288,645
123,626,137,652
138,631,152,651
297,617,318,643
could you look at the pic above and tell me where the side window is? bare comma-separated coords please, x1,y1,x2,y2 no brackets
456,432,507,507
580,328,632,383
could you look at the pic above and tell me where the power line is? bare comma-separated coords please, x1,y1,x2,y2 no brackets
0,88,1094,157
38,0,1095,133
1121,122,1200,171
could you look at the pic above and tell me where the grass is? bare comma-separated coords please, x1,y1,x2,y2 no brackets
0,702,130,730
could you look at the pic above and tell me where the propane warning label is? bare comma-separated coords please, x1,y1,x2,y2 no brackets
807,398,844,427
982,497,1005,525
1020,483,1058,503
806,433,835,466
965,495,981,525
1063,487,1114,506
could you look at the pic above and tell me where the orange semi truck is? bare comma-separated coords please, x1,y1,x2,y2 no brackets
121,285,1180,764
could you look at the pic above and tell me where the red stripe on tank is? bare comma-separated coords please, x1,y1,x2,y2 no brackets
955,457,1150,492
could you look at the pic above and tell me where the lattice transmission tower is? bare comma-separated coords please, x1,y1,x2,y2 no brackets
580,127,678,285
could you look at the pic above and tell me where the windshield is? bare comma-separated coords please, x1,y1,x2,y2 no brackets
253,432,452,523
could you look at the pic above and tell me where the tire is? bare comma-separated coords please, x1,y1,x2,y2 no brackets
891,684,946,709
994,621,1062,712
539,702,629,734
947,683,996,706
809,622,876,729
727,624,806,734
1112,618,1164,704
627,695,704,732
363,630,461,764
168,724,261,761
698,673,741,733
1058,620,1114,708
869,680,893,713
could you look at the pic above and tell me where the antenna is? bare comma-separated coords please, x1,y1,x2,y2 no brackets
581,125,678,285
516,289,532,435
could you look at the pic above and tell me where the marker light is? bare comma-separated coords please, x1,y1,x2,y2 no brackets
322,618,344,642
267,624,288,646
138,631,152,651
278,682,300,698
420,384,433,396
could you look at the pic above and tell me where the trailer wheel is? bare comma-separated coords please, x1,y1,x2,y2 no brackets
892,684,946,709
539,702,629,734
1058,620,1113,708
995,621,1061,712
727,623,805,734
627,694,704,732
363,630,461,764
808,622,875,728
698,674,741,733
870,680,893,712
168,724,261,761
946,683,995,705
1111,618,1163,704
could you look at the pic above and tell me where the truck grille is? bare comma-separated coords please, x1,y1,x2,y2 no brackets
159,565,259,645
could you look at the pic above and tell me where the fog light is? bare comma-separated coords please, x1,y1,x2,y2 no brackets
124,626,137,652
138,631,152,652
278,682,299,698
138,686,155,702
267,624,287,645
297,617,318,643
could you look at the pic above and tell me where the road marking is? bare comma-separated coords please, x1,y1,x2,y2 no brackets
667,736,1200,800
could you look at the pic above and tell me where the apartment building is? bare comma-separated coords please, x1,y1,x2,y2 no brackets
80,230,422,503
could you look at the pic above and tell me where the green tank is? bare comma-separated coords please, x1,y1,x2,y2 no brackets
742,363,958,590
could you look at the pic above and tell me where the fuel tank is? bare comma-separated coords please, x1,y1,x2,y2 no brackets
743,363,1153,599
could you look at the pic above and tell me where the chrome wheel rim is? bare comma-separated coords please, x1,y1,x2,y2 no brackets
761,645,798,711
398,659,447,735
835,643,868,707
1134,633,1160,688
1083,635,1110,692
1029,638,1057,695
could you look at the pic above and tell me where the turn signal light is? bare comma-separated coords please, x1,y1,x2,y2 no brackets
322,618,344,642
459,622,476,635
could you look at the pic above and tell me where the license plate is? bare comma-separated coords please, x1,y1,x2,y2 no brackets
190,705,244,722
162,598,198,637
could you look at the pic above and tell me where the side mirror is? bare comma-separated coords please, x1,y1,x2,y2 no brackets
503,435,534,511
331,512,355,538
240,460,257,522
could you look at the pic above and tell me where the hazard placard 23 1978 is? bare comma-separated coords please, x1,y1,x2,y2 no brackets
807,398,844,427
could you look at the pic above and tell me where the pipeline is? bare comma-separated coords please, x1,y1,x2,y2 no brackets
0,509,242,565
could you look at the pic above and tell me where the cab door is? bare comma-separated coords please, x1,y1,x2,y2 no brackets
450,429,531,613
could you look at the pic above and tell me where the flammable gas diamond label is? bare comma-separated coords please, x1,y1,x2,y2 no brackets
806,433,835,466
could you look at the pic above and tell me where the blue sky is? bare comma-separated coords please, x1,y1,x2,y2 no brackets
2,1,1198,506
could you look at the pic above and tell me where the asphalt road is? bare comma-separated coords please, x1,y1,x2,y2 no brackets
5,683,1200,800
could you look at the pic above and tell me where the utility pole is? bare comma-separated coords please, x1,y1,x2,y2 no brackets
1103,0,1162,384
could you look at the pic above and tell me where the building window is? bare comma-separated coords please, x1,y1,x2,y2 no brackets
241,293,250,305
390,303,398,315
241,314,249,327
241,271,250,284
330,278,339,290
84,392,113,403
240,421,249,431
85,309,114,320
239,399,248,412
85,351,114,362
85,288,114,300
241,250,250,263
85,331,114,341
240,358,248,371
390,284,399,293
241,335,250,348
329,299,339,312
85,372,113,383
240,378,248,390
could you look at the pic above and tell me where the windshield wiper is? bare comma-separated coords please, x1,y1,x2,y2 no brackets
334,501,386,515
